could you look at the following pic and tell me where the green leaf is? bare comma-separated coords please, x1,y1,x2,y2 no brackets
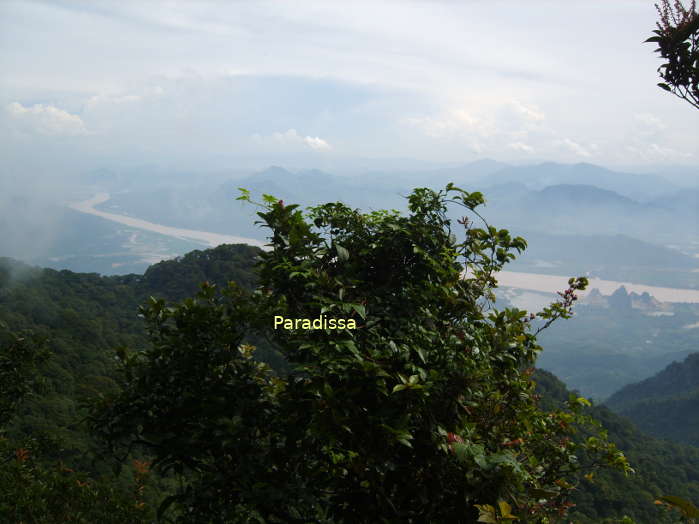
576,396,592,407
658,496,699,518
350,303,366,319
336,244,349,261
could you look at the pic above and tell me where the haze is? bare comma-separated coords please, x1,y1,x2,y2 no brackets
0,1,697,272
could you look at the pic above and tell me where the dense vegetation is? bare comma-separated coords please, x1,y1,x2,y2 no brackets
536,369,699,523
606,352,699,447
1,196,698,521
87,185,633,522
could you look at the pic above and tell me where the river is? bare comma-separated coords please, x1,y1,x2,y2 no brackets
495,270,699,304
68,193,265,248
69,194,699,303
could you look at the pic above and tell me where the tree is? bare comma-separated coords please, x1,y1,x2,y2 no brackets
0,324,156,523
90,185,629,523
0,322,48,428
647,1,699,110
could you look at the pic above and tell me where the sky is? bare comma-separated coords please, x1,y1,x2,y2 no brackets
1,0,698,180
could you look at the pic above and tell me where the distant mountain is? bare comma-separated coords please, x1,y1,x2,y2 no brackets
352,158,509,191
478,162,677,201
649,187,699,216
509,231,698,271
472,182,691,248
605,352,699,447
64,161,697,278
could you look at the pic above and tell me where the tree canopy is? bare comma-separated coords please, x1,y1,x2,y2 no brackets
647,0,699,110
89,185,629,523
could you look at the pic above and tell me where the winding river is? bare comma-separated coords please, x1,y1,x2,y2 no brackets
69,194,699,303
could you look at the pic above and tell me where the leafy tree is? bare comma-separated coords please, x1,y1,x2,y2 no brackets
0,323,156,522
647,0,699,109
90,185,629,523
0,322,48,428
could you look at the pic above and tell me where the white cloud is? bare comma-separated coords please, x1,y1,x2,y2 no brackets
85,86,165,109
1,2,697,167
508,100,545,123
509,142,534,153
625,143,694,162
403,110,491,139
85,94,142,109
6,102,89,136
403,98,544,142
555,138,592,157
634,113,666,131
252,129,332,152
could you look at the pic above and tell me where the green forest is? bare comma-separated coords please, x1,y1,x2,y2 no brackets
3,0,699,522
0,185,698,523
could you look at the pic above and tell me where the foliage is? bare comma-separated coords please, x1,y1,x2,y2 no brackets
647,0,699,109
90,185,629,523
535,370,699,523
0,322,49,428
0,321,156,523
0,435,154,523
656,495,699,522
606,352,699,447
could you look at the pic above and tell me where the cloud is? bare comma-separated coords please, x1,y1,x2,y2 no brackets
403,98,544,141
555,138,592,158
625,143,693,162
1,2,697,168
509,142,534,153
6,102,89,136
252,129,332,152
403,109,491,139
84,86,164,109
507,100,545,123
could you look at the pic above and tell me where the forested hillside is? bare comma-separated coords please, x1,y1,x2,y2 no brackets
0,244,267,472
535,370,699,523
2,242,699,522
606,352,699,447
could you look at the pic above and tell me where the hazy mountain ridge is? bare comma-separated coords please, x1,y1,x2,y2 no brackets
475,162,679,201
91,161,698,250
4,161,697,287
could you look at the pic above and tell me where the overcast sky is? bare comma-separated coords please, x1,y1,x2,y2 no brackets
1,0,698,177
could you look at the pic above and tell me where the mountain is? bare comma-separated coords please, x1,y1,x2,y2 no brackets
478,162,677,201
535,369,699,524
535,300,699,400
3,245,699,522
68,163,697,271
0,245,279,470
507,231,698,274
605,352,699,447
650,187,699,216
